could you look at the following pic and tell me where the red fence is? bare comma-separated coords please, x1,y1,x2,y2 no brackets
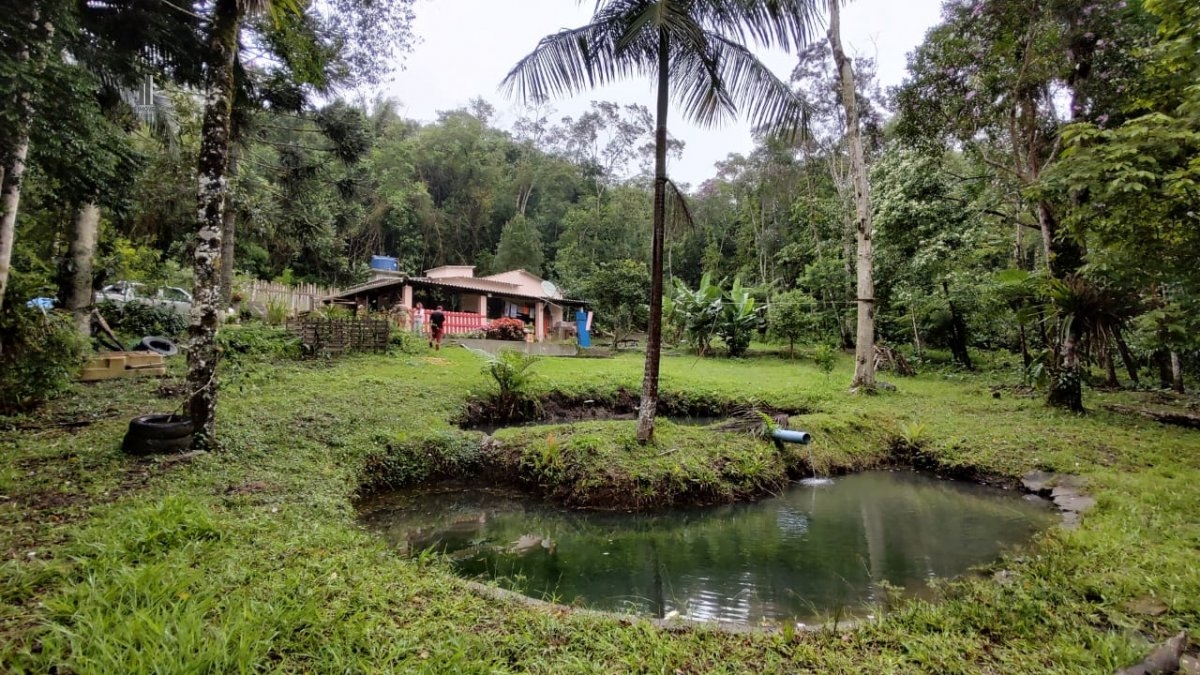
441,311,487,335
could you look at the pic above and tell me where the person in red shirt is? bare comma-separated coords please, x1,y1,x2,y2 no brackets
429,305,446,350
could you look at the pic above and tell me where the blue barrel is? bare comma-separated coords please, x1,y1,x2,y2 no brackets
576,309,591,348
370,255,399,271
771,429,812,444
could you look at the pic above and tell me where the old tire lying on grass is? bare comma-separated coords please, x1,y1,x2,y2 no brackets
122,414,193,455
135,336,178,357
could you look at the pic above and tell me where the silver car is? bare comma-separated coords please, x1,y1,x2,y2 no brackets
95,281,193,315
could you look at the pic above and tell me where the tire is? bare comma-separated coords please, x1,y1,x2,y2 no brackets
126,414,193,440
139,336,178,357
122,434,192,456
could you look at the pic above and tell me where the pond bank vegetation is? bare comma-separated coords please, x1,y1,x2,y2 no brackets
2,347,1198,672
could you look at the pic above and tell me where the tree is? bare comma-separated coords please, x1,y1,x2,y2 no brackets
826,0,875,391
0,1,66,313
769,289,817,356
504,0,815,442
187,0,417,449
492,213,544,274
576,259,650,350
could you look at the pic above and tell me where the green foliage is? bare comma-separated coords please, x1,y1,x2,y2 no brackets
575,259,649,349
0,307,87,415
768,289,818,355
96,299,188,338
492,214,543,275
483,317,527,341
216,323,301,366
717,277,761,357
812,344,837,376
473,348,540,402
671,274,764,357
387,327,425,354
265,299,290,326
671,273,725,355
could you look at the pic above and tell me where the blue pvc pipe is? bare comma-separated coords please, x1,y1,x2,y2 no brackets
771,429,812,445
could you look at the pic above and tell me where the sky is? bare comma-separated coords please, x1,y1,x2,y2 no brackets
378,0,946,186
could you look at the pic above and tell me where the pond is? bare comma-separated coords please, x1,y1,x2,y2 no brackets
358,471,1055,624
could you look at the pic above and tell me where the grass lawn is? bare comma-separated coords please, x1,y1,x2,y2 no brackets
1,341,1197,673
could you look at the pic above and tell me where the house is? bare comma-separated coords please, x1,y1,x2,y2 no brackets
325,265,585,342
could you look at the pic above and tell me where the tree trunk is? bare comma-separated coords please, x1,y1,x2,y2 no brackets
0,136,26,314
188,0,241,450
1154,350,1172,389
1046,321,1084,412
1018,320,1031,370
1170,351,1184,394
828,0,875,391
910,308,923,356
636,30,670,444
1113,327,1139,386
0,9,44,314
66,202,100,339
1101,343,1119,389
942,281,972,370
219,145,239,311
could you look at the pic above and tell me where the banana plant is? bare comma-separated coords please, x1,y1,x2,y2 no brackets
718,277,760,357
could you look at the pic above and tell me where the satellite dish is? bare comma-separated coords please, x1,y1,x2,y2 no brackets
541,280,559,298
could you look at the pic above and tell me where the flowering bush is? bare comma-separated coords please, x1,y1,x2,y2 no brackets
484,317,527,341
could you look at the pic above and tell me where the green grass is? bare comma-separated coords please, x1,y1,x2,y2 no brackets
1,345,1198,673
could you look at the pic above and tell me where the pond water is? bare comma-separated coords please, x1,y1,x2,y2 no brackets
358,471,1055,624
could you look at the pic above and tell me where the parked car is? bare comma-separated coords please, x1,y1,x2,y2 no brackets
95,281,193,315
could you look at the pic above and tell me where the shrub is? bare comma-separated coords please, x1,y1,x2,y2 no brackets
265,299,290,326
812,344,837,375
484,317,527,341
0,308,87,414
388,328,425,354
216,324,300,367
96,300,188,338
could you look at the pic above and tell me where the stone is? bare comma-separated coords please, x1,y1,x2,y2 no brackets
1052,490,1097,514
1021,470,1058,494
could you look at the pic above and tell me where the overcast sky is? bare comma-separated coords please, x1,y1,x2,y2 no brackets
378,0,945,186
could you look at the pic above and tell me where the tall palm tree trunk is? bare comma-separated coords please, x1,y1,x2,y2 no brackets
636,29,670,444
188,0,241,449
66,202,100,338
828,0,875,391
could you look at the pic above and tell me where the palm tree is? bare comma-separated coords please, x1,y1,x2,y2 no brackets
503,0,817,442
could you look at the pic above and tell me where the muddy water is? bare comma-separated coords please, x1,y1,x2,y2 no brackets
359,471,1054,624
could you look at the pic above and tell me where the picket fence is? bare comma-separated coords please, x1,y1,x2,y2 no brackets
241,280,340,314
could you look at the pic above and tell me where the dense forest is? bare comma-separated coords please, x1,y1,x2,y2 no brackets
2,0,1198,409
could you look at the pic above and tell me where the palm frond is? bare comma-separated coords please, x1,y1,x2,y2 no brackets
694,0,824,52
669,28,809,133
664,177,695,239
502,16,638,104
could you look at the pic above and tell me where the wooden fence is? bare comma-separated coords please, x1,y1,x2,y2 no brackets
287,317,390,356
242,280,340,314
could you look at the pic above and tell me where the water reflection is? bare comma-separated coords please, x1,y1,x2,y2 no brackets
359,471,1054,623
